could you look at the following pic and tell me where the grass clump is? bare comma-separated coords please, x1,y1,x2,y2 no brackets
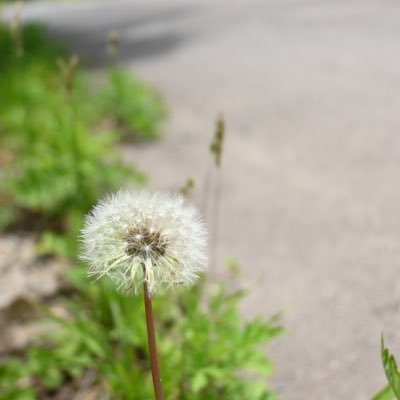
98,69,167,141
0,23,167,254
0,268,282,400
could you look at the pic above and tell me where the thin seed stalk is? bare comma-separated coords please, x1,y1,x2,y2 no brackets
143,277,165,400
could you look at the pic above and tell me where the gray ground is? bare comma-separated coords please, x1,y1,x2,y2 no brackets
6,0,400,398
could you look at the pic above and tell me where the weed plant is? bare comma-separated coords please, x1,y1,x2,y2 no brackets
98,69,167,141
373,340,400,400
0,23,165,254
0,19,282,400
0,267,282,400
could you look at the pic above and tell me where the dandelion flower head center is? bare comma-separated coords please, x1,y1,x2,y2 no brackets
125,225,168,260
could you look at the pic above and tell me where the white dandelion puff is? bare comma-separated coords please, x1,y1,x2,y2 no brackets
80,190,208,295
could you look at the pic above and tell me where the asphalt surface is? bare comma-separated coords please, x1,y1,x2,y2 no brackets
6,1,400,398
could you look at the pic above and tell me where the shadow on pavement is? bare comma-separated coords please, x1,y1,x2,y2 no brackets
27,2,202,67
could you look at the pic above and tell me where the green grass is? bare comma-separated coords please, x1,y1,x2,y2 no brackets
0,23,166,255
0,267,282,400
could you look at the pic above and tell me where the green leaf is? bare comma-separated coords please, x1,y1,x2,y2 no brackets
191,371,208,393
382,336,400,399
372,384,396,400
37,231,70,257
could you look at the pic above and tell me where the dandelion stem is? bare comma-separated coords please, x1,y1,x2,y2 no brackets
143,277,165,400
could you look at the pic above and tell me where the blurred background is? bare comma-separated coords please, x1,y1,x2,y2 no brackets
1,1,400,399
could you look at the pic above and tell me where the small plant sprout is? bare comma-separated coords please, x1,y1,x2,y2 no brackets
57,55,79,94
10,0,24,57
80,190,207,400
204,115,226,269
179,177,196,197
210,114,225,168
107,30,120,56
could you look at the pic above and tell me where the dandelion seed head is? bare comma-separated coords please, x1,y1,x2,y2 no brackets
80,190,208,295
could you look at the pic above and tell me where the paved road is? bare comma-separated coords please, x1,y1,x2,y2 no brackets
8,0,400,398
